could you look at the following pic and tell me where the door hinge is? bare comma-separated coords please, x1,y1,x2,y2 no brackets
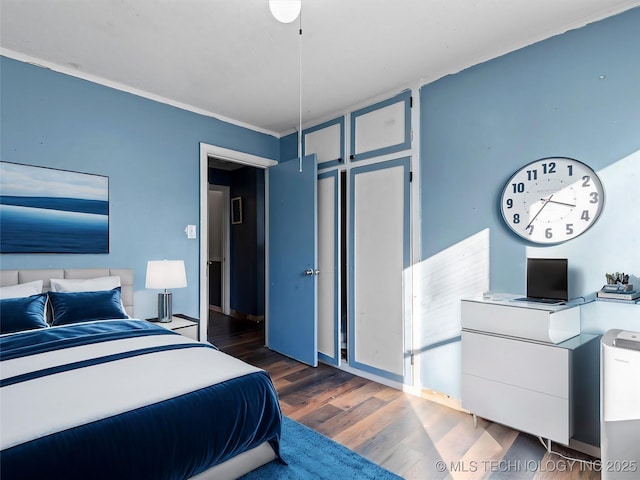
410,96,413,108
410,352,415,365
409,171,413,183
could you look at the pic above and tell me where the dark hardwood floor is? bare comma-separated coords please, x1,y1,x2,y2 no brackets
208,311,600,479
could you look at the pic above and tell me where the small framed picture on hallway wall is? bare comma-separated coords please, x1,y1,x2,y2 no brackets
231,196,242,225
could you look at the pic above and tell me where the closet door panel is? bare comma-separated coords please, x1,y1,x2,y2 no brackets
317,171,339,365
304,117,344,169
350,157,410,381
350,90,411,162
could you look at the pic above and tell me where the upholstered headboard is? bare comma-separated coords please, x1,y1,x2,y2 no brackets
0,268,134,317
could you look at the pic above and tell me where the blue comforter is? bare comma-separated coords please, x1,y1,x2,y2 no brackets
0,320,282,479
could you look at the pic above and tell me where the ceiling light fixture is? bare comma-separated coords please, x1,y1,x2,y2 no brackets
269,0,301,24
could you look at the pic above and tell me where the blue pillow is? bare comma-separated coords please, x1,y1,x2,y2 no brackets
49,287,129,326
0,293,49,335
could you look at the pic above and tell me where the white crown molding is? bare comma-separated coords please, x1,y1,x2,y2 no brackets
0,48,281,139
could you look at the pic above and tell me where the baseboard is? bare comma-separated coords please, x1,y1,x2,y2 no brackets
229,309,264,323
420,387,467,413
209,305,223,313
331,361,404,391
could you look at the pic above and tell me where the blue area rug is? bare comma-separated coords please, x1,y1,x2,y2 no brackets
240,416,403,479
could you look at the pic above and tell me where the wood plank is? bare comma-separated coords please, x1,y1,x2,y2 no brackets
297,403,344,430
314,396,387,437
435,416,492,468
278,368,355,407
329,379,388,410
356,405,436,465
286,375,370,421
331,394,415,450
261,359,308,381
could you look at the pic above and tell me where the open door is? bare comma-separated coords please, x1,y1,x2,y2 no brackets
267,155,318,366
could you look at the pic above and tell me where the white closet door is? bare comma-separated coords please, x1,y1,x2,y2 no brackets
304,117,344,169
350,90,411,162
354,101,405,155
317,171,339,365
350,157,410,382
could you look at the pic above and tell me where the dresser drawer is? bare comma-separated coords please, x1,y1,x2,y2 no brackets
462,331,570,398
462,373,571,444
461,299,580,343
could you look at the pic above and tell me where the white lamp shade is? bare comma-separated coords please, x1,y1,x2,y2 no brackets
269,0,301,23
146,260,187,290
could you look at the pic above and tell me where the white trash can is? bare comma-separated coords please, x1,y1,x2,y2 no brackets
601,329,640,479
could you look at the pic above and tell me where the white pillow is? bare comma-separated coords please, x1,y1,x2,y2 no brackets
50,276,121,293
0,280,44,300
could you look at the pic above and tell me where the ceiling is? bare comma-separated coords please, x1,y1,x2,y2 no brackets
1,0,639,136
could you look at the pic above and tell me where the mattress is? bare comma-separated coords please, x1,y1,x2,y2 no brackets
0,319,282,479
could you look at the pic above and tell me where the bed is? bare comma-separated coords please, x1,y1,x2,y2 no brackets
0,268,282,480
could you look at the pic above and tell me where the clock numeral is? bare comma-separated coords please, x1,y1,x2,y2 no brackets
567,165,573,176
526,224,534,235
581,210,591,221
582,175,591,187
513,213,520,224
566,224,574,235
526,169,537,181
511,182,525,194
590,192,599,203
545,228,553,239
506,198,513,209
542,162,556,174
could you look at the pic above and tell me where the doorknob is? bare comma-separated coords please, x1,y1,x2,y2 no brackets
304,269,320,276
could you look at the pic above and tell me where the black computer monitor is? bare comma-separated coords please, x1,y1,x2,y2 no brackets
526,258,568,301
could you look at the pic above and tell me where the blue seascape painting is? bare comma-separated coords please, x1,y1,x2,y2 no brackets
0,162,109,253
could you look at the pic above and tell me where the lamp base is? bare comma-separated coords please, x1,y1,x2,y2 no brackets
157,292,173,323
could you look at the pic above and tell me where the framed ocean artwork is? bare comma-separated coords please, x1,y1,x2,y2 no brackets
0,162,109,254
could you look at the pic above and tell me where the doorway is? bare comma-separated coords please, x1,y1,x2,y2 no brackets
199,143,276,342
208,164,265,323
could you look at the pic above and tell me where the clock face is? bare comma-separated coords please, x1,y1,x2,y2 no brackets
500,157,605,244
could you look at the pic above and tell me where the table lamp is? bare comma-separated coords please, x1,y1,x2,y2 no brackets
146,260,187,322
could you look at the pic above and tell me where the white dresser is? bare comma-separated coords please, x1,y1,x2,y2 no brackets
461,296,600,449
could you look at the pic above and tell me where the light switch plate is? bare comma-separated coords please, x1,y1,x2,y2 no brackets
185,225,197,239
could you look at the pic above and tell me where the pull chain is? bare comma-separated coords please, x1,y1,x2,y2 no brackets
298,6,303,173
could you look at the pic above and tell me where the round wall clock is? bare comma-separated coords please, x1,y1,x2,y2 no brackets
500,157,605,244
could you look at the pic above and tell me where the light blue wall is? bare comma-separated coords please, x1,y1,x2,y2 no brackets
0,56,279,320
279,132,299,162
419,8,640,397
